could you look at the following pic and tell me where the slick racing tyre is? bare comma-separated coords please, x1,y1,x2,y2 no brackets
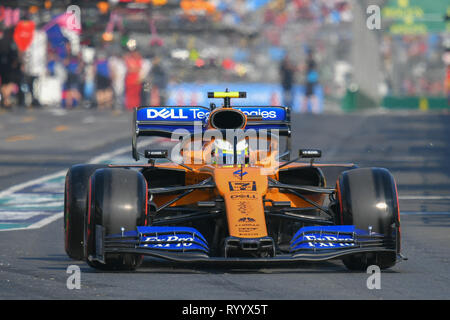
336,167,400,271
85,168,148,270
64,164,108,260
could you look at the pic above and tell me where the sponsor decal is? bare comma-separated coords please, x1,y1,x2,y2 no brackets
290,226,360,251
141,234,195,248
140,106,287,122
235,215,260,235
135,226,209,252
138,107,208,121
230,194,257,199
228,181,257,192
237,231,260,237
190,108,210,120
300,234,354,248
146,108,189,120
233,169,248,179
238,217,255,222
238,227,258,232
237,201,250,215
138,234,209,253
236,108,279,119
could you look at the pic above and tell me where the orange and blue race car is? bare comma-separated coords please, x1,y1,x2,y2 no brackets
64,91,405,271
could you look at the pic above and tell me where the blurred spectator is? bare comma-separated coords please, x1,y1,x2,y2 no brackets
81,46,96,108
95,52,113,110
279,54,295,108
302,49,319,113
139,56,152,106
63,54,82,109
108,51,127,110
0,31,21,109
23,29,47,108
150,56,168,105
123,44,143,110
34,50,64,107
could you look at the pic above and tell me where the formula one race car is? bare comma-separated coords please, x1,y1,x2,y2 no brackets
64,91,404,271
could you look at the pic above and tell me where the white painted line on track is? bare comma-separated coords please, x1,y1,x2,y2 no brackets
0,144,140,199
25,212,64,230
3,213,65,231
0,170,67,198
400,211,450,215
399,195,450,200
0,139,157,231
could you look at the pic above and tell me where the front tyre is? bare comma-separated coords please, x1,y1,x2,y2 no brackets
64,164,107,260
85,168,148,270
336,167,400,271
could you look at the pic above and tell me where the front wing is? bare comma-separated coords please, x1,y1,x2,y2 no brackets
90,225,400,265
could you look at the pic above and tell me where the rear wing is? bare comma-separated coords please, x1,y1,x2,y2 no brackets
132,104,291,161
236,106,290,133
134,105,209,137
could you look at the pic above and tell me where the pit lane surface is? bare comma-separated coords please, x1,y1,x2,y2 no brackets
0,107,449,299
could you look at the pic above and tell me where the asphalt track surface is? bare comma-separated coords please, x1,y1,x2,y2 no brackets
0,107,449,300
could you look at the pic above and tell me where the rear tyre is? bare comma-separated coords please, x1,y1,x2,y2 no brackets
336,167,400,271
64,164,108,260
85,168,148,270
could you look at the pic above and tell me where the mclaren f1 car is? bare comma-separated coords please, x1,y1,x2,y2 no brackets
64,91,405,271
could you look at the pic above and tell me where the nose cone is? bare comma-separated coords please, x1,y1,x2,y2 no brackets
213,167,268,238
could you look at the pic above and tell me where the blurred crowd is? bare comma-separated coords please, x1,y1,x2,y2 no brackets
0,0,356,111
381,34,448,97
0,28,168,111
0,0,448,111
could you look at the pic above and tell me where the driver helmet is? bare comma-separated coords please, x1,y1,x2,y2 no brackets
211,138,248,165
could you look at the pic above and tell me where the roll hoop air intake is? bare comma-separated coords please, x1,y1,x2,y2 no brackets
209,108,247,130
